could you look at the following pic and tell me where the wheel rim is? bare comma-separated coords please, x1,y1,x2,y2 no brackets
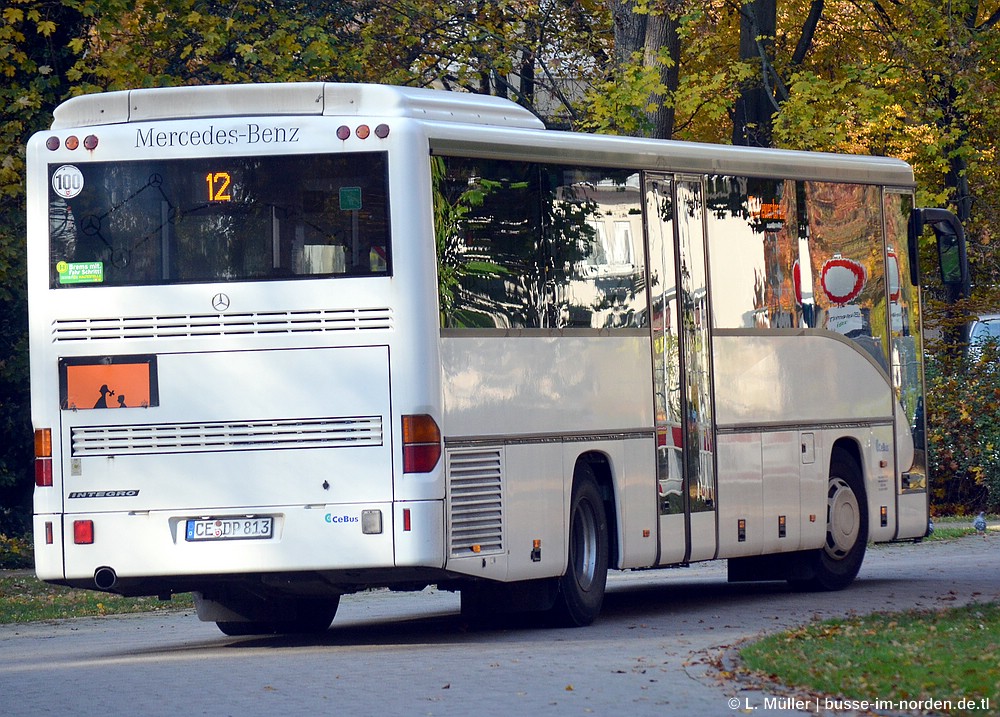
825,476,860,560
570,498,599,592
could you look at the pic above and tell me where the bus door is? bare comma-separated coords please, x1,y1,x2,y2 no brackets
887,191,928,537
644,174,718,565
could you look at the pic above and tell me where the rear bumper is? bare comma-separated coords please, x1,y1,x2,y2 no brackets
34,500,446,592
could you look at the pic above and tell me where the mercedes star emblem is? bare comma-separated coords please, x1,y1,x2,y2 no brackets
211,293,231,312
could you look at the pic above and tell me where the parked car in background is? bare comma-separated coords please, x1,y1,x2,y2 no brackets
968,314,1000,359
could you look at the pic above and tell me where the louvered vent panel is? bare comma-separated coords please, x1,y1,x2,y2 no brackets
448,447,504,557
71,416,382,457
52,307,392,342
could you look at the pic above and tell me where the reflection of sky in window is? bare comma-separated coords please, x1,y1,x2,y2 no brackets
706,208,768,328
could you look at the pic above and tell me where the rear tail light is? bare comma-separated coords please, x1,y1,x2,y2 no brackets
35,460,53,487
34,428,52,456
402,415,441,473
74,520,94,544
34,429,53,487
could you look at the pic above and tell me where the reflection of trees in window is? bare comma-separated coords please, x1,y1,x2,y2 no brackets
805,182,888,365
51,154,390,288
74,164,170,284
676,182,714,512
434,158,539,328
705,176,892,365
886,192,920,450
49,198,77,285
432,156,512,327
434,157,644,329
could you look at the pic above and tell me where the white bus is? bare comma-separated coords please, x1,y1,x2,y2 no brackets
28,83,968,634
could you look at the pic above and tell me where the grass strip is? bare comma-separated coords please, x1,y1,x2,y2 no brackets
0,572,193,624
740,602,1000,716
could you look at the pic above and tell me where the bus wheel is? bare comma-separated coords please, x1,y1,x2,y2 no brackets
216,597,340,636
793,449,868,591
549,465,608,627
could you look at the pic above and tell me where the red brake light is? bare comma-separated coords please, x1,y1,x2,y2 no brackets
34,428,54,487
34,459,53,487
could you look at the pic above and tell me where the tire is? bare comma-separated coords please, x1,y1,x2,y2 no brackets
792,449,868,591
216,596,340,636
549,465,609,627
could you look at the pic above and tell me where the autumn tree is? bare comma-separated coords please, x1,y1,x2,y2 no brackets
60,0,376,91
0,0,97,533
4,0,1000,530
728,0,817,145
856,2,1000,277
358,0,611,127
593,0,685,138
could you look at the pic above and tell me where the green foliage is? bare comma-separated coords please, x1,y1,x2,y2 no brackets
771,64,902,153
0,571,195,623
0,0,84,533
431,156,510,327
0,533,33,569
63,0,373,90
925,336,1000,513
2,0,1000,531
578,54,667,136
741,601,1000,713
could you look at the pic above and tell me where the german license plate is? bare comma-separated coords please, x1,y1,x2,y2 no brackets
185,517,273,542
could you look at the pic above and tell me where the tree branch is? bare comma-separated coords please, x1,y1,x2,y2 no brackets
978,6,1000,31
791,0,825,66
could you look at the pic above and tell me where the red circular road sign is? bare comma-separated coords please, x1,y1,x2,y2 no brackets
821,256,866,304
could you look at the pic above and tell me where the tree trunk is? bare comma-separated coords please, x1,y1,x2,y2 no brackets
609,0,684,138
608,0,647,65
642,6,682,139
732,0,778,147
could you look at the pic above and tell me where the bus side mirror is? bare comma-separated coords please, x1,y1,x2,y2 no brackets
909,207,970,299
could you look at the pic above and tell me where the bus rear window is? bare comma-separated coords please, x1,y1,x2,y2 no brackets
47,152,390,288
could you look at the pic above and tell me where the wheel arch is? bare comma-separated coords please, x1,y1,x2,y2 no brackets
573,450,620,570
830,438,865,489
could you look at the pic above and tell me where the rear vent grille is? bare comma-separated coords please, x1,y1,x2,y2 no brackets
52,307,393,342
71,416,382,457
447,446,503,557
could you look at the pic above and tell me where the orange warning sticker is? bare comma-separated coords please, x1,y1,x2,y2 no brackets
61,356,158,410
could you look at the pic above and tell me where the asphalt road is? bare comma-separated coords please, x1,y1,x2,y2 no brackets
1,534,997,717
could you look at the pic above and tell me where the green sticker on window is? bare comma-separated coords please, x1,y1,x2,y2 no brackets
339,186,362,211
57,261,104,284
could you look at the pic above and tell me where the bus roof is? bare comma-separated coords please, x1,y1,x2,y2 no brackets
428,125,915,186
49,82,914,187
50,82,546,131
